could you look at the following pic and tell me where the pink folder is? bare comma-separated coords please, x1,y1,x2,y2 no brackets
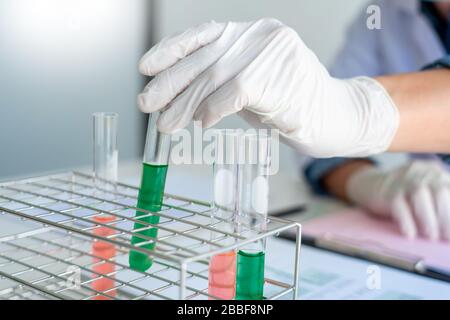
302,209,450,271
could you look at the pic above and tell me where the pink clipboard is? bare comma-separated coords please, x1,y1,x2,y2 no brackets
302,209,450,271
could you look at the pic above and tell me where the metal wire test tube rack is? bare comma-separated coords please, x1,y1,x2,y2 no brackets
0,171,301,300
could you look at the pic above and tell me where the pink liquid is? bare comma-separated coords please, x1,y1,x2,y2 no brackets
92,216,117,300
208,251,236,300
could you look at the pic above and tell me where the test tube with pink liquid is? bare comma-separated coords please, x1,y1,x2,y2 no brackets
91,112,119,299
208,130,240,300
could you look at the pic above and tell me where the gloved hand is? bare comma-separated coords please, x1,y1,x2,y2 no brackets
347,160,450,240
138,18,399,157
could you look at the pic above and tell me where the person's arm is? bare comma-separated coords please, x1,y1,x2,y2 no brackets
315,68,450,200
377,69,450,154
321,160,374,202
319,65,450,240
138,19,450,157
323,68,450,196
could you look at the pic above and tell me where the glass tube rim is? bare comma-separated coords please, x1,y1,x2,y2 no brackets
240,131,270,140
93,112,119,119
214,128,242,138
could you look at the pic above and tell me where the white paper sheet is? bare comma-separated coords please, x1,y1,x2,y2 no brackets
265,237,450,300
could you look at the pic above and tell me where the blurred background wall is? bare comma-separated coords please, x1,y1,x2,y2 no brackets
153,0,369,67
0,0,151,179
0,0,370,179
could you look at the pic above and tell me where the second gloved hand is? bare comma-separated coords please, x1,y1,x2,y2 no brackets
138,19,399,157
347,160,450,240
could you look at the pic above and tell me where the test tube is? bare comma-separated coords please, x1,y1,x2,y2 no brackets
235,132,271,300
208,130,239,300
92,113,118,298
93,112,118,192
129,112,171,272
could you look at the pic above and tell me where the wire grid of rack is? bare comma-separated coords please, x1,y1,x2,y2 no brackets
0,171,302,300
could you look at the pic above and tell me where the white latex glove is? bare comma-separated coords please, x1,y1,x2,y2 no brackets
347,160,450,240
138,19,399,157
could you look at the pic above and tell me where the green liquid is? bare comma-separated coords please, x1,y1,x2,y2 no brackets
129,163,168,272
235,250,265,300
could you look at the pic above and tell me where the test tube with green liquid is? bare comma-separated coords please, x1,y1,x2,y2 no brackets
235,132,271,300
129,112,171,272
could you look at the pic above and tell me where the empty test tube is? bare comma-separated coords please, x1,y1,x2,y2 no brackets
129,112,171,272
208,130,239,300
93,112,118,192
235,132,271,300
